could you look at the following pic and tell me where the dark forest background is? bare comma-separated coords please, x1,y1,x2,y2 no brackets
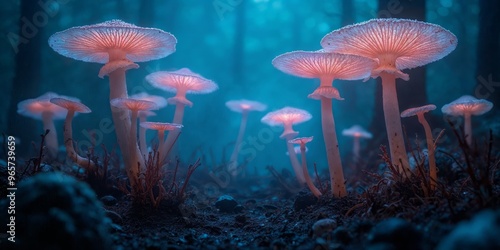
1,0,498,171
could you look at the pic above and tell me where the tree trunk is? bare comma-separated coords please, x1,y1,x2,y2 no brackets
370,0,428,144
475,0,500,110
7,0,43,155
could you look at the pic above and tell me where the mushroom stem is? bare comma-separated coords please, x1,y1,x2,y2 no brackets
41,111,58,159
380,72,410,175
157,130,166,154
300,142,322,198
228,110,249,176
161,103,185,163
320,96,347,197
417,113,437,190
353,136,360,161
285,134,306,185
63,110,96,170
129,110,145,188
139,115,147,156
464,112,472,146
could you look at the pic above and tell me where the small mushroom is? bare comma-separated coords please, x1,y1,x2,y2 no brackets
110,98,158,187
289,136,322,198
441,95,493,146
261,107,312,184
342,125,373,161
17,92,76,159
140,122,183,156
146,68,218,163
401,104,437,189
130,92,167,155
273,50,374,197
321,18,457,175
225,99,267,176
286,146,308,156
50,97,95,171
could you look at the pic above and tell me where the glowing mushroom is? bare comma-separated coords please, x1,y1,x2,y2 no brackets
110,98,158,187
273,50,375,197
17,92,76,159
321,18,457,175
49,20,176,192
342,125,373,161
130,92,167,155
286,146,308,156
146,68,218,162
140,122,183,156
225,99,267,176
441,95,493,146
289,136,322,198
261,107,312,184
401,104,438,189
50,97,95,171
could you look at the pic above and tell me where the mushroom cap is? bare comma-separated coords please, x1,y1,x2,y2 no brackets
146,68,218,95
401,104,436,118
288,136,314,144
320,19,457,71
272,50,375,80
342,125,373,139
139,110,157,117
225,99,267,113
261,107,312,127
110,98,158,111
308,86,344,100
441,95,493,116
49,19,177,63
17,92,79,120
50,97,92,113
130,92,168,109
140,121,183,131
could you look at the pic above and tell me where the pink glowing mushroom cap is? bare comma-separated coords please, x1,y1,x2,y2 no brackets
272,50,376,81
320,19,457,80
17,92,80,120
50,98,92,113
130,92,168,109
307,86,344,100
441,95,493,116
261,107,312,138
48,20,177,64
146,68,218,107
110,98,159,112
342,125,373,139
225,99,267,113
286,146,308,156
401,104,436,118
289,136,314,145
140,122,183,131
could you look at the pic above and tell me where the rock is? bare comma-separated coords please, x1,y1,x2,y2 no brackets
235,214,247,224
437,210,500,250
368,218,422,250
312,218,337,237
294,191,317,210
101,195,118,206
333,226,352,244
234,205,245,213
215,195,238,213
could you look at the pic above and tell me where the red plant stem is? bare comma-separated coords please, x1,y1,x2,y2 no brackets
300,142,322,197
228,110,249,175
417,113,437,190
41,111,58,159
380,72,410,174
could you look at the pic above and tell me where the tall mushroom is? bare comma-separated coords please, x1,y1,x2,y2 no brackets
401,104,438,189
289,136,322,198
342,125,373,161
130,92,168,155
225,99,267,176
110,98,158,188
49,20,176,191
50,97,95,171
272,50,375,197
139,122,183,156
441,95,493,146
17,92,77,159
321,18,457,175
146,68,218,163
261,107,312,185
